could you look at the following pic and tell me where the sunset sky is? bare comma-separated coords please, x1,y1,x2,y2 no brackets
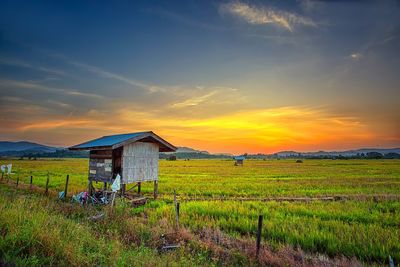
0,0,399,154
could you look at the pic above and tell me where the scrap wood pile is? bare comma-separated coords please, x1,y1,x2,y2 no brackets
125,195,148,207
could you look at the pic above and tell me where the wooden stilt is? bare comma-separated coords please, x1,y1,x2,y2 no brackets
121,184,126,196
137,182,141,194
153,180,158,199
88,179,93,196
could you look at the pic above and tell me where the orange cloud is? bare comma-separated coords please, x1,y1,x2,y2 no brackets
18,119,94,131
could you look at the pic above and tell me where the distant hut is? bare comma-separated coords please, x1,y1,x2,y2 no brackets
69,131,176,198
234,156,245,166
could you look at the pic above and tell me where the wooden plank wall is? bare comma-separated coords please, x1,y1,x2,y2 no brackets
122,142,158,184
89,150,113,182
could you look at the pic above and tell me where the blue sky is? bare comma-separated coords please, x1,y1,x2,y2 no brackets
0,0,399,153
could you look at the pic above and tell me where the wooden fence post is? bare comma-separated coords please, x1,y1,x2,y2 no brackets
64,175,69,201
30,175,33,190
16,171,19,188
174,190,179,229
256,215,263,259
138,182,141,194
153,180,158,199
45,172,50,195
176,202,180,229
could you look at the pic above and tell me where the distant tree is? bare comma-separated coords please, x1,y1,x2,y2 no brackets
167,155,177,161
384,153,400,159
366,152,383,159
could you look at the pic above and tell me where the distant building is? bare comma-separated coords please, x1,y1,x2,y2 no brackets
234,156,245,166
69,131,176,197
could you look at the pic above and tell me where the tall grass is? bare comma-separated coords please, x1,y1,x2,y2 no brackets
0,185,216,266
0,158,399,265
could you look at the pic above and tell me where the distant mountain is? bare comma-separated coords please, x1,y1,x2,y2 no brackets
175,146,209,154
1,140,398,159
0,141,88,158
0,141,58,154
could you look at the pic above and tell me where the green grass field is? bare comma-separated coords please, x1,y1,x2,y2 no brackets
0,158,399,266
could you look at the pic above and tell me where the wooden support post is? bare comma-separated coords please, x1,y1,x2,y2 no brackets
137,182,141,194
45,172,50,195
30,175,33,189
153,180,158,200
103,182,107,191
88,179,94,196
256,215,263,259
64,175,69,201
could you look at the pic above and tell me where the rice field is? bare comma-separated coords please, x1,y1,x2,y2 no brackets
0,158,399,265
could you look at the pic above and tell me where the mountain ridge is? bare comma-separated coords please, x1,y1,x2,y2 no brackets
0,140,399,157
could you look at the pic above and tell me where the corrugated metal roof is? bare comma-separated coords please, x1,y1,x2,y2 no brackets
71,131,149,149
234,156,245,160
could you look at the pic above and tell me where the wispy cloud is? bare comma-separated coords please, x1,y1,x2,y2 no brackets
171,91,218,108
68,61,164,93
219,1,316,32
47,100,74,109
0,57,67,76
0,79,104,99
349,53,362,61
148,7,225,31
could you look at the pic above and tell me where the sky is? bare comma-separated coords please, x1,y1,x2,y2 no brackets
0,0,399,154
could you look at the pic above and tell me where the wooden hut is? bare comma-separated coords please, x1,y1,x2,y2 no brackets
234,156,245,166
69,131,176,197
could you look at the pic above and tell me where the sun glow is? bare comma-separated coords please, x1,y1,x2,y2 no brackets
9,106,382,154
